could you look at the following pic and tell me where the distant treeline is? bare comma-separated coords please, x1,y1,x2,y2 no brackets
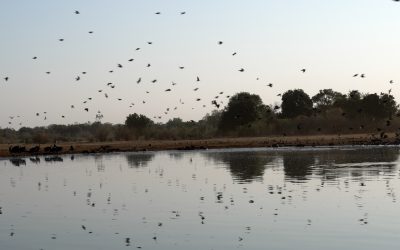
1,89,399,144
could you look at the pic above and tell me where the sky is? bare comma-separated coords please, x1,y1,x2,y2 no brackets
1,0,400,128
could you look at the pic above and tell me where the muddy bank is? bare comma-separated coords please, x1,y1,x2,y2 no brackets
1,133,399,158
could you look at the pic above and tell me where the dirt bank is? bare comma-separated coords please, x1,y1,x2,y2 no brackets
1,133,399,158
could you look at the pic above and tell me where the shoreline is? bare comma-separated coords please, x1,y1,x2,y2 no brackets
1,133,399,158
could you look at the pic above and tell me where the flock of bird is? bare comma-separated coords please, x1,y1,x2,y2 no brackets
2,4,398,128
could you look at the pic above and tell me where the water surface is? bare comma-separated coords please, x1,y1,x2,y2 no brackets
1,146,400,249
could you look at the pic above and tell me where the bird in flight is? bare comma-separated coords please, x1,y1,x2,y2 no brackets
238,68,245,72
301,69,306,73
180,11,186,15
4,77,9,81
267,83,273,87
74,10,80,14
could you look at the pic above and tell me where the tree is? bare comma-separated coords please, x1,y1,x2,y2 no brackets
361,93,397,119
125,113,153,131
218,92,265,130
281,89,313,118
312,89,344,111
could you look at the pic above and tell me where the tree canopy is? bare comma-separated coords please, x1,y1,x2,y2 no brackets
125,113,153,130
281,89,313,118
218,92,265,130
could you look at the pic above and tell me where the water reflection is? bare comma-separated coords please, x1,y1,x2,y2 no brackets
1,147,400,250
125,152,155,168
282,152,314,182
205,151,274,183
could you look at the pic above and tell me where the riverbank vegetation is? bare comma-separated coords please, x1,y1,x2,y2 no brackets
1,89,399,144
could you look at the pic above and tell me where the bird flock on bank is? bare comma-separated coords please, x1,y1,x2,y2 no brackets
2,1,399,128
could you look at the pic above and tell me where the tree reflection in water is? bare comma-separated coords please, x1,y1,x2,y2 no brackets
126,153,155,168
204,151,274,183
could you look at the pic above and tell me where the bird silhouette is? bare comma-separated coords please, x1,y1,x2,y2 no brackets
74,10,80,14
301,69,306,73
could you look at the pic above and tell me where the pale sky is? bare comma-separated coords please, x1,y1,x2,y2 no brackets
1,0,400,128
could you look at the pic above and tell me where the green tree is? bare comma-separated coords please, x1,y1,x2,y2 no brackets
218,92,265,130
125,113,153,131
312,89,344,111
281,89,313,118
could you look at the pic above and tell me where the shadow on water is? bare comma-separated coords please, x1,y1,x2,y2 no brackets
314,147,400,181
203,147,400,184
282,152,315,182
204,151,274,183
282,147,400,183
126,153,155,168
